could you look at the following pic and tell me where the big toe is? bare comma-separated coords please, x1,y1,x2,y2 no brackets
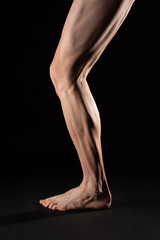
40,199,49,207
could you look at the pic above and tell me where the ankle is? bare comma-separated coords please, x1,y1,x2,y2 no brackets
81,175,110,196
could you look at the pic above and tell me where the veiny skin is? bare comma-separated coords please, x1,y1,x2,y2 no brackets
40,0,135,211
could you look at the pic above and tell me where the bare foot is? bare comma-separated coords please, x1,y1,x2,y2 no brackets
39,182,112,211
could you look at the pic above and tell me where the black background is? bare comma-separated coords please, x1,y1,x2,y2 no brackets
1,2,160,240
2,1,159,180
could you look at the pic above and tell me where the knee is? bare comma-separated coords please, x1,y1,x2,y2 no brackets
49,61,77,98
49,61,61,95
49,51,86,97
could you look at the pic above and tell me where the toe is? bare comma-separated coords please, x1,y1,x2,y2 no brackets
48,203,54,209
44,201,50,207
41,199,48,207
57,204,67,211
52,205,57,210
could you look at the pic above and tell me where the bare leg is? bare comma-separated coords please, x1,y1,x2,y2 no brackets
40,0,135,211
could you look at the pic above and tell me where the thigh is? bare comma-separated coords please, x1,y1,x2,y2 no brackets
54,0,135,78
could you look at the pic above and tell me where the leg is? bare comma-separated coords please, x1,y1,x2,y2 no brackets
40,0,135,211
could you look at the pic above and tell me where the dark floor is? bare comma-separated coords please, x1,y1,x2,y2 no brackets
0,161,159,240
